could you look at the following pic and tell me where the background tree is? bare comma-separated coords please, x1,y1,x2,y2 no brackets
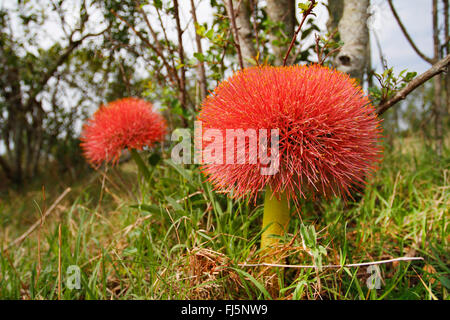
0,0,111,185
384,0,448,155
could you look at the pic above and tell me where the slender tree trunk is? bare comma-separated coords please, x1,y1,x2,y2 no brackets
266,0,296,66
25,125,34,179
13,117,24,184
173,0,187,124
31,108,44,178
443,0,449,115
234,0,257,67
0,155,13,180
226,0,245,70
334,0,370,83
190,0,208,102
432,0,443,156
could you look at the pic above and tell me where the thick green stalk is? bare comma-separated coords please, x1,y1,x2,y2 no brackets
261,187,290,253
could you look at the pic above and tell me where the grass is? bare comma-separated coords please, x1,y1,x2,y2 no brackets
0,137,448,300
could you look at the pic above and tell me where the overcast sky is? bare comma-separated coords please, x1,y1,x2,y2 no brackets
369,0,435,74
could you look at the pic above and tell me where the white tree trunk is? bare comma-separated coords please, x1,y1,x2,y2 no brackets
335,0,370,83
236,0,257,67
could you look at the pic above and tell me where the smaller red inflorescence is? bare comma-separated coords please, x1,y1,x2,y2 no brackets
81,97,166,167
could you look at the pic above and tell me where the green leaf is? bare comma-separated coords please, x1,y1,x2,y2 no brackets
298,2,310,11
153,0,162,10
193,52,204,62
231,268,273,299
163,159,193,183
195,24,206,36
205,29,214,40
130,149,150,180
130,203,161,215
122,247,138,256
165,195,184,212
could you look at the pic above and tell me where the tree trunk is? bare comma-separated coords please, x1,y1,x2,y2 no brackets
13,117,24,184
444,0,449,115
190,0,208,102
235,0,257,67
326,0,344,33
266,0,296,66
432,0,443,156
173,0,188,125
0,155,13,180
334,0,370,83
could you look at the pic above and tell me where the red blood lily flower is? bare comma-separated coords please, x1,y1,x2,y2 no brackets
198,65,383,202
81,97,167,166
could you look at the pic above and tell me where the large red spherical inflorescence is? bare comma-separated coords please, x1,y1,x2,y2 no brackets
81,97,167,166
197,65,383,202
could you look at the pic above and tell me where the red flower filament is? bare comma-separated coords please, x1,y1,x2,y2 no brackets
198,65,383,202
81,97,167,166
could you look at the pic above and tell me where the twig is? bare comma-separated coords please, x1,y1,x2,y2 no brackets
239,256,424,269
117,55,131,96
227,0,245,70
110,9,178,86
314,29,341,65
373,28,388,71
376,54,450,115
5,188,71,250
283,0,316,66
154,4,180,86
412,267,439,300
27,21,110,109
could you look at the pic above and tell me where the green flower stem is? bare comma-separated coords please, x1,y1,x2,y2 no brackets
130,149,150,180
261,187,290,256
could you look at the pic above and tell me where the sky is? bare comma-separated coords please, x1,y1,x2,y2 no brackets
369,0,434,74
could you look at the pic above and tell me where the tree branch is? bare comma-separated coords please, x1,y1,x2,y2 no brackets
136,4,180,88
376,54,450,115
283,0,316,66
26,24,110,110
387,0,434,64
111,9,178,86
226,0,245,70
190,0,208,102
